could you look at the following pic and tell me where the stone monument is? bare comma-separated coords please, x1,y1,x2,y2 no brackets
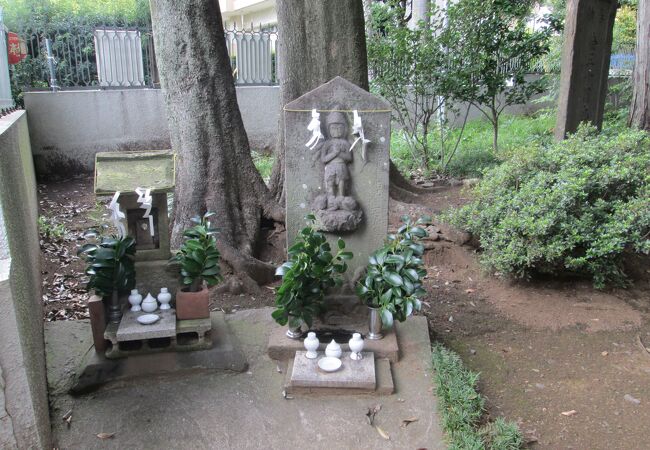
284,77,391,279
94,150,177,294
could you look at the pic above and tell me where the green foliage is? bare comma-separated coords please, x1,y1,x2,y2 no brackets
391,112,555,178
432,344,523,449
3,0,151,103
441,0,561,152
356,216,428,327
252,151,274,183
171,212,222,292
367,2,453,172
481,418,524,450
273,215,353,329
38,215,67,240
448,125,650,288
78,232,136,297
612,5,637,53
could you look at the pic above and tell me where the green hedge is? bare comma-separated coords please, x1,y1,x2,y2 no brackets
448,125,650,288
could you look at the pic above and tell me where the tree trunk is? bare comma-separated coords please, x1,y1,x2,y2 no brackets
629,0,650,131
150,0,283,286
269,0,369,203
270,0,422,203
492,110,499,154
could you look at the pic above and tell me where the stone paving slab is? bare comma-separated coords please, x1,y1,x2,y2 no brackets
289,351,375,390
46,308,444,449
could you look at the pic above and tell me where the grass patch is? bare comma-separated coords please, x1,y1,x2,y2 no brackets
252,151,275,183
432,343,523,449
37,216,67,240
391,111,556,179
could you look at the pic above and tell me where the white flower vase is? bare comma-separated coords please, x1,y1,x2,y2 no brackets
349,333,364,360
304,332,320,359
157,287,172,310
128,289,143,312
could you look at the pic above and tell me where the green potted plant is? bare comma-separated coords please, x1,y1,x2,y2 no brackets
79,232,137,324
171,212,222,320
272,214,353,339
356,216,429,339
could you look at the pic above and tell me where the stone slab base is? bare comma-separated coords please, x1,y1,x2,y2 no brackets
284,357,394,396
70,312,247,394
289,351,375,390
268,323,399,362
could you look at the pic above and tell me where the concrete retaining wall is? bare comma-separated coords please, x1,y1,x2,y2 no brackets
0,111,51,449
24,86,280,178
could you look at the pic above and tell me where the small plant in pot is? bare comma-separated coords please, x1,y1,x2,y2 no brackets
272,214,353,339
171,212,222,320
79,231,136,324
356,216,429,339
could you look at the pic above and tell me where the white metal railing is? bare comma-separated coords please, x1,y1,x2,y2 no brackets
94,28,146,87
225,24,278,85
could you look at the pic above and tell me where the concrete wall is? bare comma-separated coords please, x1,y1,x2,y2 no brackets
24,86,279,178
0,111,51,449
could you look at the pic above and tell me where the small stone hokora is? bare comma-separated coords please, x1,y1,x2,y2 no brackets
312,112,363,232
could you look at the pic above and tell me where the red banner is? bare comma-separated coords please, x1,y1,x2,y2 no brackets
7,32,27,64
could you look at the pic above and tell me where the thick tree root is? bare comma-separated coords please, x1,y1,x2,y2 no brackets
218,241,277,286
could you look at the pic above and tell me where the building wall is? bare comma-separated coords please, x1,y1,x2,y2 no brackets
0,111,51,449
24,86,280,178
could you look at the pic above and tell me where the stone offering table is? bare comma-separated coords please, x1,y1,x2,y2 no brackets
103,309,212,359
285,351,394,396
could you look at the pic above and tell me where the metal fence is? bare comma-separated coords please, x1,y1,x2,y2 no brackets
12,20,277,91
224,23,278,85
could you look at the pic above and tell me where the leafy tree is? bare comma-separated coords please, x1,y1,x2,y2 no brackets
441,0,560,153
367,2,463,173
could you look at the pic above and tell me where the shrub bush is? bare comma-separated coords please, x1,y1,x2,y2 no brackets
448,125,650,288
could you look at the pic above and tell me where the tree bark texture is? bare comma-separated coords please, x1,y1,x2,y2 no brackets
629,0,650,131
268,0,370,203
150,0,283,285
554,0,617,139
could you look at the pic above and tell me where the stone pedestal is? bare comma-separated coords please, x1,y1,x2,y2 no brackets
104,309,212,359
555,0,617,139
284,353,394,396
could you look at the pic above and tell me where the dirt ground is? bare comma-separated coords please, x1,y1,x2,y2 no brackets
38,176,650,449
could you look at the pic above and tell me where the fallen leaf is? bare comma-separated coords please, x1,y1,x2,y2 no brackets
96,432,115,440
561,410,577,416
401,417,419,428
601,351,608,356
366,404,382,426
375,426,390,440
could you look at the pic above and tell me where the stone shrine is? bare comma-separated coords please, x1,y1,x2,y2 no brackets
284,77,392,279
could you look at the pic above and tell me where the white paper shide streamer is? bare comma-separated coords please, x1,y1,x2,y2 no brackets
305,109,324,150
135,187,154,237
349,110,371,162
108,192,127,238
